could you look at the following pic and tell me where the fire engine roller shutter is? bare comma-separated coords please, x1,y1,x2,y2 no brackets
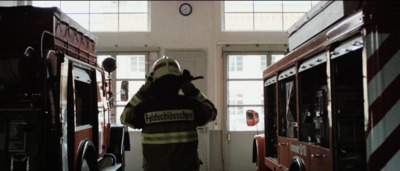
264,76,276,87
73,67,91,84
330,36,363,60
278,66,296,81
298,52,327,73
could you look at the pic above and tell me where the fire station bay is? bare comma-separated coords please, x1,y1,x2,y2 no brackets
1,1,400,171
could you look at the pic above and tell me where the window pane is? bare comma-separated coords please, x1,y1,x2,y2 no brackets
283,1,312,12
228,81,264,105
131,56,145,72
119,14,148,31
283,13,305,30
90,1,118,13
254,1,282,13
228,55,266,79
254,13,283,31
224,1,253,12
68,14,89,30
228,106,264,131
61,1,89,13
90,14,118,32
116,55,146,79
116,80,144,106
272,54,285,64
120,1,148,13
261,56,267,71
225,13,253,31
32,1,60,8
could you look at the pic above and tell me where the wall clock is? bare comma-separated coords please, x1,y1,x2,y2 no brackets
179,3,192,16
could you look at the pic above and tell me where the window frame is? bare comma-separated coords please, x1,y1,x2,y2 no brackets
222,1,319,32
31,0,150,32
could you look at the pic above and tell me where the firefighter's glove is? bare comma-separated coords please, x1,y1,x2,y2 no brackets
181,69,204,83
146,72,154,83
181,82,200,97
181,69,194,83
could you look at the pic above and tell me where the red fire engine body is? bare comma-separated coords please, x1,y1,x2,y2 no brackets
251,1,400,171
0,6,127,171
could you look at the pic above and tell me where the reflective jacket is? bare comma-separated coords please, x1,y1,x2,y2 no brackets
121,89,217,171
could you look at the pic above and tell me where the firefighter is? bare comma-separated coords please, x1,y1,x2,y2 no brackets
120,56,217,171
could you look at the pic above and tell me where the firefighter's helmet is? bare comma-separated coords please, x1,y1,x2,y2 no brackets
152,56,182,80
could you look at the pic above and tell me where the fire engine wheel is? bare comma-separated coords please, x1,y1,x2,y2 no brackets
77,139,99,171
289,156,305,171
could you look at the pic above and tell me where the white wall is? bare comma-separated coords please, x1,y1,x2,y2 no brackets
94,2,287,171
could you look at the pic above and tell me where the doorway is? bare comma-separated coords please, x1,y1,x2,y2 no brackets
223,52,284,171
166,50,209,171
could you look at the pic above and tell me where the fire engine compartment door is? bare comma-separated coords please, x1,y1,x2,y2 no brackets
278,66,297,138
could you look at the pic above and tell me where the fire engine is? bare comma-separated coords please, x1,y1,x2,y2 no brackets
247,1,400,171
0,6,128,171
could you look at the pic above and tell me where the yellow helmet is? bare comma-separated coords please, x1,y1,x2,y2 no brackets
152,56,182,80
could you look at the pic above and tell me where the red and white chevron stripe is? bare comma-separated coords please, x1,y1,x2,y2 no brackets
365,29,400,171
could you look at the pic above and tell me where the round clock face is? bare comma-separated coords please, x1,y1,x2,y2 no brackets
180,3,192,16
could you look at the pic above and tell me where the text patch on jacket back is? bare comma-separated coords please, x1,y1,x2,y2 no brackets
144,109,194,124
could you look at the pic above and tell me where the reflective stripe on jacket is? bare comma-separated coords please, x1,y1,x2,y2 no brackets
142,131,198,144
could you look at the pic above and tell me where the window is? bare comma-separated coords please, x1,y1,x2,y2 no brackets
31,1,149,32
223,1,320,31
130,56,146,72
261,56,267,71
225,52,284,131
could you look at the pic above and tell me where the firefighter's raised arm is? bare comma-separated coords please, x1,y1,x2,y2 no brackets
181,78,217,126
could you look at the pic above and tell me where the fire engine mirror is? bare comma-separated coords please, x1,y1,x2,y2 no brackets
121,81,129,101
246,110,259,126
102,57,117,73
